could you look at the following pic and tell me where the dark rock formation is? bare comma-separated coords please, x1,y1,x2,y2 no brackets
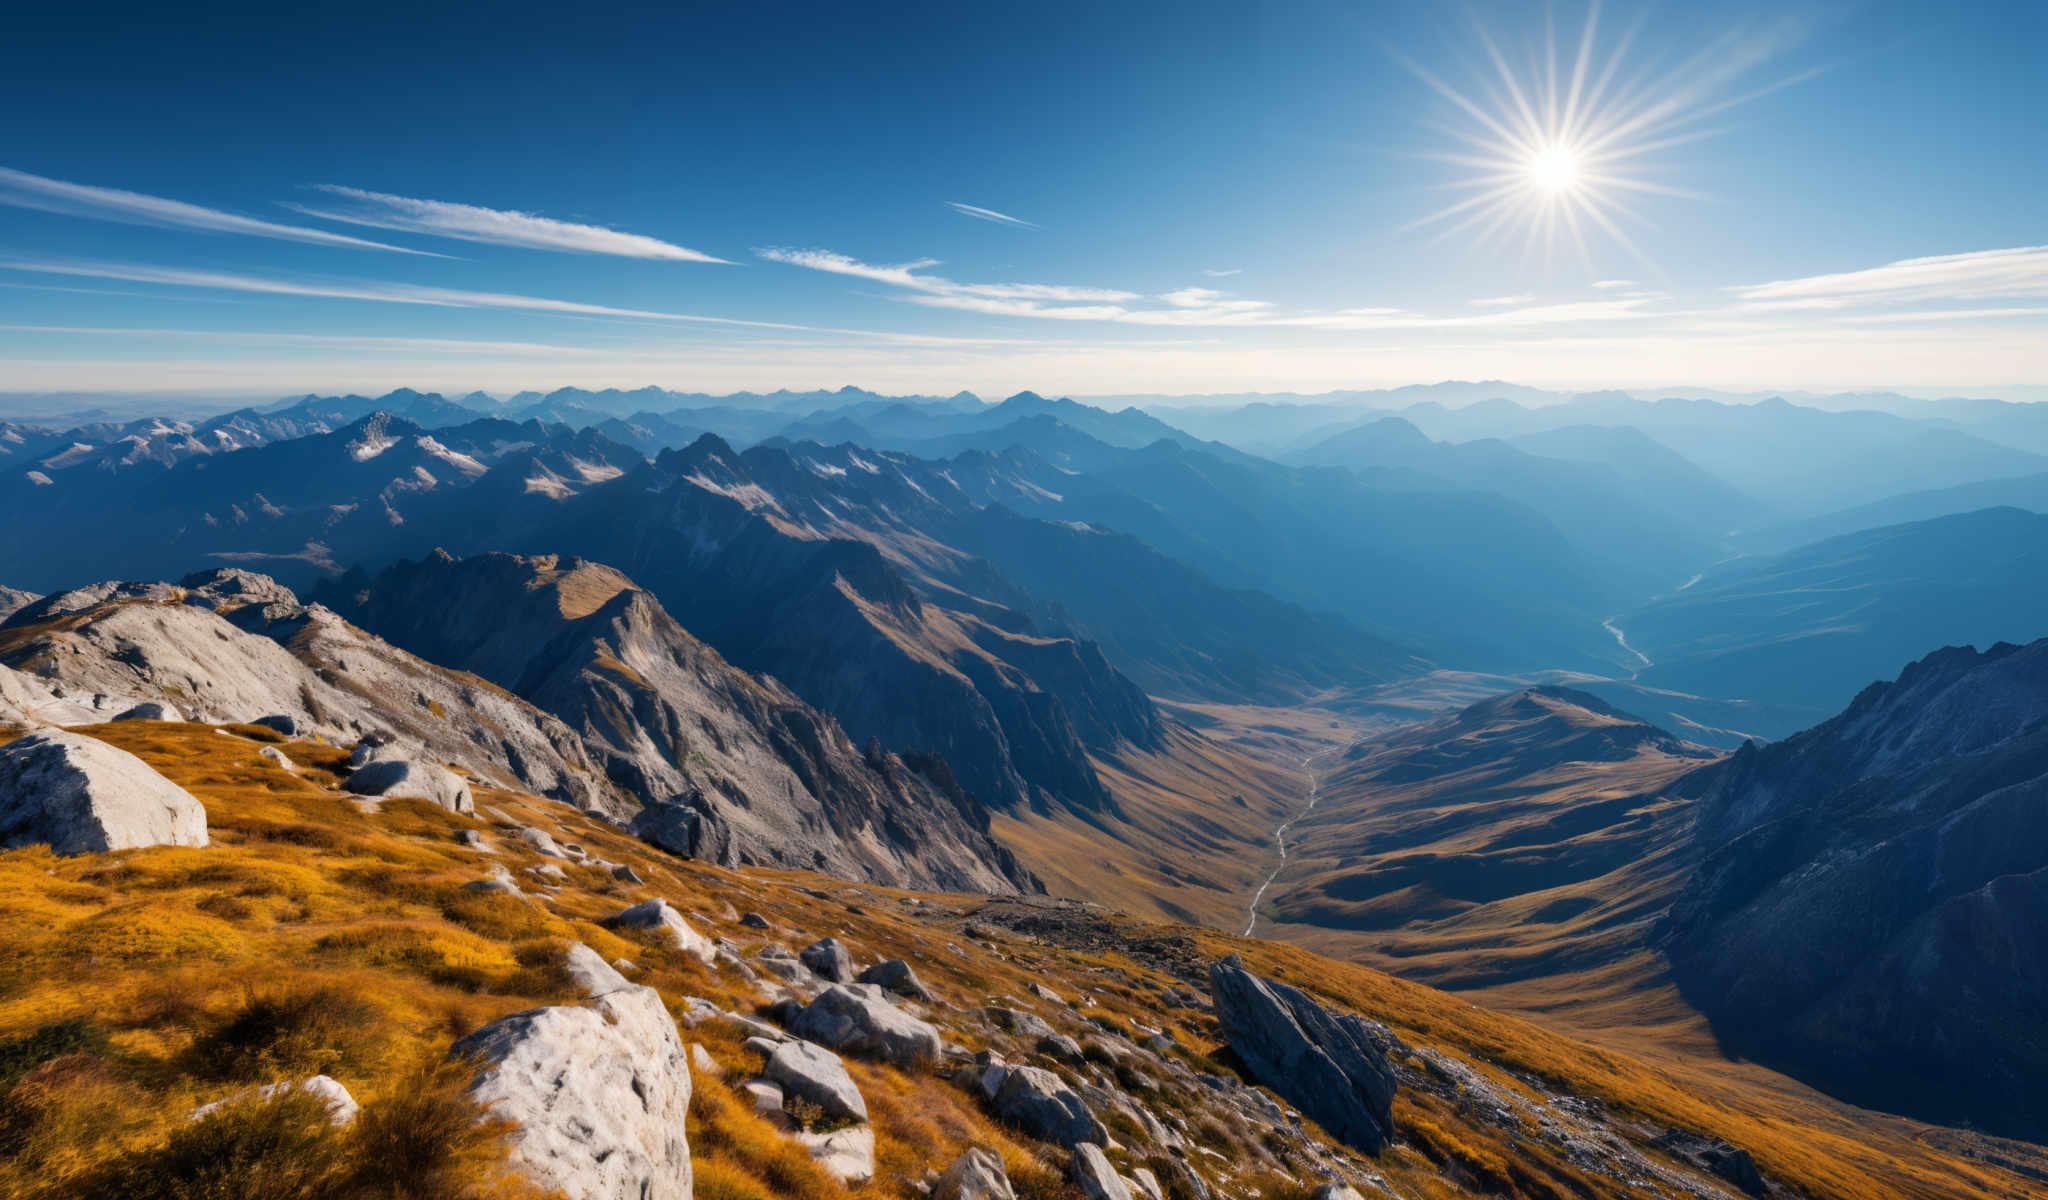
1659,637,2048,1141
1207,956,1396,1154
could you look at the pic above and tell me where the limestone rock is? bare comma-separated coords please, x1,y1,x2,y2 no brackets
790,985,943,1068
190,1075,358,1125
800,1122,874,1183
857,957,931,1000
765,1040,868,1124
936,1147,1016,1200
344,756,473,814
799,937,855,982
989,1064,1106,1148
1208,956,1396,1154
605,898,717,965
450,943,692,1200
0,730,207,853
1071,1144,1133,1200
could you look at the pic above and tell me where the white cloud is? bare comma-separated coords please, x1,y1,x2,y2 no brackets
0,166,438,255
1470,294,1534,307
0,257,1011,346
285,185,729,262
1591,279,1636,289
757,247,1139,302
764,246,1654,331
945,202,1037,229
1732,245,2048,309
1202,268,1242,277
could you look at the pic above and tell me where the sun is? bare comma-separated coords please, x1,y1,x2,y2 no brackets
1527,145,1582,194
1397,5,1802,271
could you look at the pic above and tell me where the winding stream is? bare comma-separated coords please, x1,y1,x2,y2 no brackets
1243,746,1342,937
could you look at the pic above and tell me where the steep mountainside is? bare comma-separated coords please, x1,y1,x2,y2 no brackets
1267,688,1718,989
315,551,1032,893
1659,637,2048,1141
518,439,1164,820
1622,508,2048,729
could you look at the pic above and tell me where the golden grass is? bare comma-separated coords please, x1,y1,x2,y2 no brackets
0,717,2030,1200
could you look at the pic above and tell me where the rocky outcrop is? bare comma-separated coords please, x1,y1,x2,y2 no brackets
0,730,208,853
789,985,943,1069
450,944,692,1200
1207,956,1396,1154
343,756,474,814
1660,637,2048,1142
315,551,1037,894
0,570,614,814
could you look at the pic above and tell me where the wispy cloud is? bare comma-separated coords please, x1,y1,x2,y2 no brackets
1591,279,1636,289
284,185,730,262
757,248,1138,302
0,257,1009,345
762,246,1657,330
0,166,439,255
1471,294,1534,307
1731,246,2048,310
945,202,1037,229
1202,268,1243,278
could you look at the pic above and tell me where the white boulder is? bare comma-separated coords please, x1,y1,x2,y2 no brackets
0,730,207,853
344,757,473,814
605,898,717,965
450,944,692,1200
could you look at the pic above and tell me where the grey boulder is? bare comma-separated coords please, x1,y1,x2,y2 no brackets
799,937,854,982
605,898,717,965
789,985,943,1068
989,1064,1106,1148
1071,1143,1133,1200
765,1039,868,1124
1208,956,1396,1154
936,1147,1016,1200
857,958,931,1000
344,757,474,814
0,730,207,853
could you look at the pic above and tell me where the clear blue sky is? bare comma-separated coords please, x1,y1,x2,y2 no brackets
1,0,2042,397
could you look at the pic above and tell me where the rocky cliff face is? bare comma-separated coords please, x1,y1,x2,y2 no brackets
518,437,1161,818
315,551,1035,893
1660,638,2048,1140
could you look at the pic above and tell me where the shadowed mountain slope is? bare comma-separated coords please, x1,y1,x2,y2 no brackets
1622,507,2048,729
1659,637,2048,1142
315,550,1033,892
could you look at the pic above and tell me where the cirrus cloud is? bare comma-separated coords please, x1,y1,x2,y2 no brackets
286,185,731,262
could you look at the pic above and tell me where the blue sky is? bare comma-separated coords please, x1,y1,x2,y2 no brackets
1,0,2042,398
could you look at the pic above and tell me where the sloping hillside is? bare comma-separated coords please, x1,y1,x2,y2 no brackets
0,716,2033,1200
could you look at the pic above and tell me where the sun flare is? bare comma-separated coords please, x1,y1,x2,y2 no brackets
1527,145,1582,194
1400,5,1798,272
